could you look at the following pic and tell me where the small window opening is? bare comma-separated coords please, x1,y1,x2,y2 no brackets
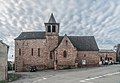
84,54,86,57
66,40,68,43
50,52,52,59
47,26,51,32
19,49,21,55
63,51,67,58
52,26,56,32
31,48,33,56
38,48,40,57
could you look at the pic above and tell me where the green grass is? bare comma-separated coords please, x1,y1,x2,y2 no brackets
0,74,21,83
8,73,21,82
0,80,6,83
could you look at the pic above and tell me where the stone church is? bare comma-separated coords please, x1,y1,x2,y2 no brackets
15,14,99,72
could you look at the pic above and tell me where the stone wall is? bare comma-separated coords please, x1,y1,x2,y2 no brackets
55,36,77,69
15,39,54,72
46,36,58,51
0,42,8,80
76,51,99,67
98,51,116,62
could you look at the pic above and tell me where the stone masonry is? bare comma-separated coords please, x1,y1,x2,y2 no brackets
0,41,9,80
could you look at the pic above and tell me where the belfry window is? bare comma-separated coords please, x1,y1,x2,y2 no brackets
47,26,51,32
63,51,67,58
52,25,56,32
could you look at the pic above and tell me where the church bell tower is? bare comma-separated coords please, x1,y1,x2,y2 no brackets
45,13,59,36
44,13,59,51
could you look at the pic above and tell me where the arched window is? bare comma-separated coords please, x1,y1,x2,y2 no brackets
110,57,112,60
38,48,40,57
31,48,33,56
19,49,21,55
50,52,52,59
66,40,68,45
84,54,86,57
63,51,67,58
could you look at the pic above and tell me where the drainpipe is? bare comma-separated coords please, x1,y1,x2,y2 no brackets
54,51,57,70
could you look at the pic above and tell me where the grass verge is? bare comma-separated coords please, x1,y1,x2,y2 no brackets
8,73,21,82
0,80,6,83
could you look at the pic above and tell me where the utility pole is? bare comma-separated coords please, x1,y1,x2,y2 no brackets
12,55,15,78
54,51,58,70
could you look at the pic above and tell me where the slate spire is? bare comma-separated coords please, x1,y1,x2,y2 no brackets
48,13,56,23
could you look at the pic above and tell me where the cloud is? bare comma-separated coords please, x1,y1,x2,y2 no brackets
0,0,120,60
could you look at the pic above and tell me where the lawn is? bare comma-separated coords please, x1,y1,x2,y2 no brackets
0,73,21,83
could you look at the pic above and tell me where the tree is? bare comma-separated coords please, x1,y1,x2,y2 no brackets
8,61,15,70
114,44,120,62
8,61,12,70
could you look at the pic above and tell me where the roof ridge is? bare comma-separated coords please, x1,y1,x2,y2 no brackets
67,36,94,37
22,31,46,33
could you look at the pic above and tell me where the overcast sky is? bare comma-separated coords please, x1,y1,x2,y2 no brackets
0,0,120,61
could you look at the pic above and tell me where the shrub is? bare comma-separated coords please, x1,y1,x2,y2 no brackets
8,74,21,82
0,80,6,83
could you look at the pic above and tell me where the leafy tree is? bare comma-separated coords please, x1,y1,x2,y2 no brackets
114,44,120,62
8,61,12,70
8,61,15,70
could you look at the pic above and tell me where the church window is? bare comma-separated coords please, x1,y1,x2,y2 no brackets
31,48,33,56
50,52,52,59
47,26,51,32
66,40,68,45
63,51,67,58
84,54,86,57
38,48,40,57
52,25,56,32
19,49,21,55
66,40,68,43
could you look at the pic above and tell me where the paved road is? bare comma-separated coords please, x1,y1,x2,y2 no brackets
10,65,120,83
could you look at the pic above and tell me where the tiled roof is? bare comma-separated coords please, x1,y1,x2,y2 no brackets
99,49,115,53
15,31,46,40
58,36,99,51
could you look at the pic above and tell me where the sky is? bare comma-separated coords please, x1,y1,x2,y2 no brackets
0,0,120,61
